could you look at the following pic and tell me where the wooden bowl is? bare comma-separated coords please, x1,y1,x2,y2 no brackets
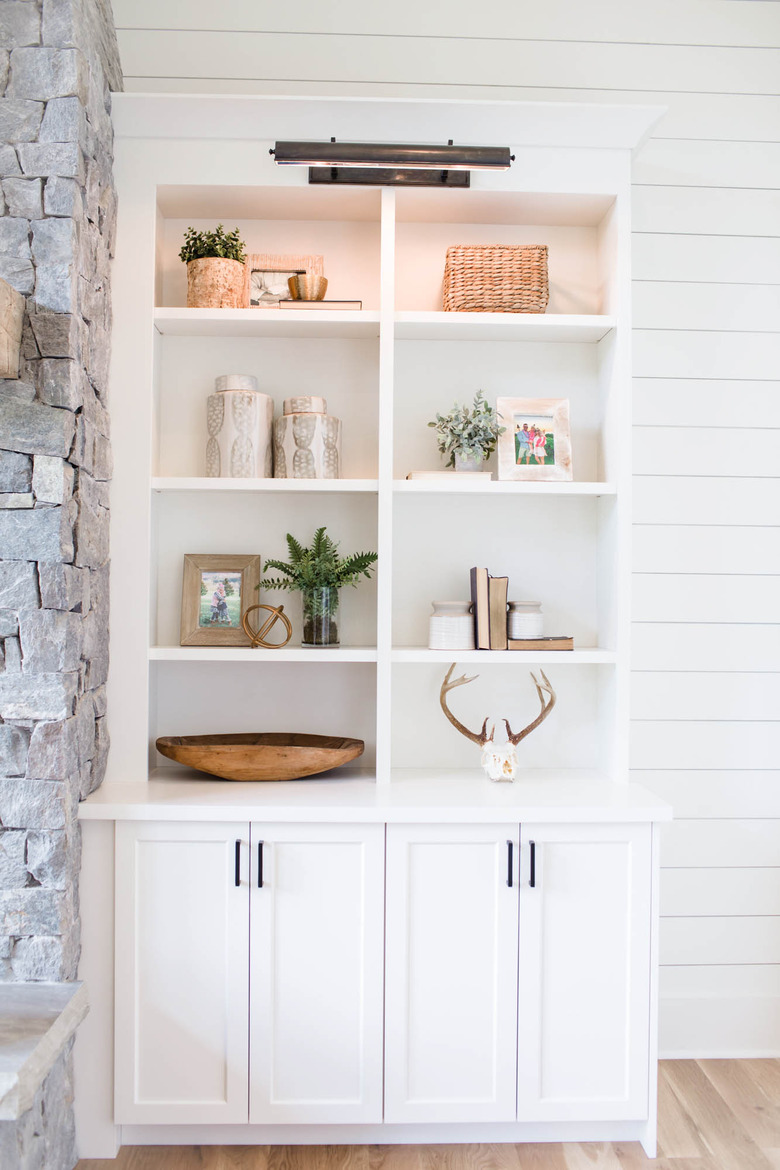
155,732,364,782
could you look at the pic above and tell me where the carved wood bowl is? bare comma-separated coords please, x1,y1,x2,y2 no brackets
155,732,364,782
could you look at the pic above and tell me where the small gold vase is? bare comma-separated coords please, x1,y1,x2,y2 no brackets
288,274,328,301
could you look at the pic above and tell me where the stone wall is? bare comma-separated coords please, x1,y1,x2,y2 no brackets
0,1042,76,1170
0,0,120,1091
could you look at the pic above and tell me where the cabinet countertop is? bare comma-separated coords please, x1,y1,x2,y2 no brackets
79,770,672,824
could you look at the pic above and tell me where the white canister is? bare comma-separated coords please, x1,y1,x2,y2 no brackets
206,376,273,478
428,601,475,651
274,409,341,479
507,601,544,639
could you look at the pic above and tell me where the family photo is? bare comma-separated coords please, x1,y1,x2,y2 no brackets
198,571,242,628
513,413,555,466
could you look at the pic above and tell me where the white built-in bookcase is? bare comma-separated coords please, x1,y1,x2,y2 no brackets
107,97,661,789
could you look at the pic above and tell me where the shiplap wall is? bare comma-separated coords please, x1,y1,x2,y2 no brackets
109,0,780,1056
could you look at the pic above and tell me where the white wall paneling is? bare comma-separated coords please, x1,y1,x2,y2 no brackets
633,574,780,623
662,917,780,967
632,673,780,721
661,820,780,869
106,0,780,1060
632,626,780,673
662,868,780,918
632,772,780,820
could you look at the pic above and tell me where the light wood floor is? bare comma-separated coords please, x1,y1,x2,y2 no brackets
77,1060,780,1170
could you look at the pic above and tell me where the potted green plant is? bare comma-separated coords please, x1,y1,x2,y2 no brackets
179,224,247,309
428,390,505,472
259,526,378,647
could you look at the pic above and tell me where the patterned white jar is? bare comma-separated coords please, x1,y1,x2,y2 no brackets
274,396,341,479
507,601,544,639
428,601,475,651
206,375,273,478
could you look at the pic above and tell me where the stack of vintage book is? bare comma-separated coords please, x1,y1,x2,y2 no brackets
469,566,574,651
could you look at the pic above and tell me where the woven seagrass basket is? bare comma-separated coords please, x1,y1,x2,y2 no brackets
443,244,549,314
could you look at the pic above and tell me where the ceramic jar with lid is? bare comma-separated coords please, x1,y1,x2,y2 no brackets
274,396,342,479
428,601,476,651
206,374,274,478
507,601,544,639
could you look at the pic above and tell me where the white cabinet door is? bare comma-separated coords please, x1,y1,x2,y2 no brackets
114,821,250,1124
249,822,385,1124
517,822,652,1122
385,823,519,1123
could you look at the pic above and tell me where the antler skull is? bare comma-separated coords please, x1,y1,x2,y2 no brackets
439,663,556,782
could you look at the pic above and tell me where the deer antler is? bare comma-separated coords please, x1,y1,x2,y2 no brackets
504,670,557,745
440,663,494,746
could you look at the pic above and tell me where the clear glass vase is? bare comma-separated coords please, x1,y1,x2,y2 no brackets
301,586,340,647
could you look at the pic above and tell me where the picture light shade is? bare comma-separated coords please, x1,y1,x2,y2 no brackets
271,140,513,171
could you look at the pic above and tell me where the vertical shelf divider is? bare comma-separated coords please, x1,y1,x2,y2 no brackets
375,188,396,785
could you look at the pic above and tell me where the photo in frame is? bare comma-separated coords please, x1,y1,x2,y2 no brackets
180,554,261,646
496,397,573,482
245,253,324,306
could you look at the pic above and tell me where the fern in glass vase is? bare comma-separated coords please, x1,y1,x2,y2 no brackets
260,527,378,647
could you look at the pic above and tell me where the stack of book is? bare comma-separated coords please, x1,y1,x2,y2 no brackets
469,567,574,651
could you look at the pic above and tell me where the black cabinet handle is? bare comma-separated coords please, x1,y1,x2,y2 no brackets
258,841,264,888
234,839,241,887
506,840,514,887
529,840,536,888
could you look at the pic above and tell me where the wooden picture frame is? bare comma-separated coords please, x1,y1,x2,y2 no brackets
496,397,573,482
180,554,261,646
244,253,324,307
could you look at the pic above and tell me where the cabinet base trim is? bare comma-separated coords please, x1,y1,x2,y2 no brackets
121,1119,651,1146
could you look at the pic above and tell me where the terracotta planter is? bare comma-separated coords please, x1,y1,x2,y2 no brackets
186,257,246,308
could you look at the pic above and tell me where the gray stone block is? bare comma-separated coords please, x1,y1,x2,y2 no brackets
4,636,21,673
87,717,109,793
0,610,18,636
0,725,30,777
84,654,107,690
0,888,67,937
11,934,79,984
19,609,82,673
74,693,95,763
0,671,77,722
37,359,79,410
32,454,73,504
0,217,30,259
42,175,79,218
92,684,106,718
0,256,34,296
0,561,37,609
0,51,8,94
0,492,33,508
32,217,74,265
0,451,32,493
0,505,73,562
0,778,72,830
37,562,88,613
8,48,87,102
26,717,78,780
39,95,84,143
30,313,80,362
73,490,107,570
0,143,21,178
26,829,74,889
0,3,41,50
0,396,76,457
92,432,112,481
32,265,75,317
0,99,44,143
0,830,27,886
16,141,83,181
1,175,42,218
0,379,35,403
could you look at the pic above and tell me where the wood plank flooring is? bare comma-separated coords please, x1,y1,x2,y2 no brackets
77,1060,780,1170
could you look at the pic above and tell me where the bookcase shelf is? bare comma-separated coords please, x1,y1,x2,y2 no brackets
110,141,634,786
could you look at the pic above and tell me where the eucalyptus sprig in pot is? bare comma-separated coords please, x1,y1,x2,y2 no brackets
428,390,505,472
179,224,247,309
260,526,378,647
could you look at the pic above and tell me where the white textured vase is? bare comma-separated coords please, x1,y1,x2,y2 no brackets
273,396,341,479
206,376,273,478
